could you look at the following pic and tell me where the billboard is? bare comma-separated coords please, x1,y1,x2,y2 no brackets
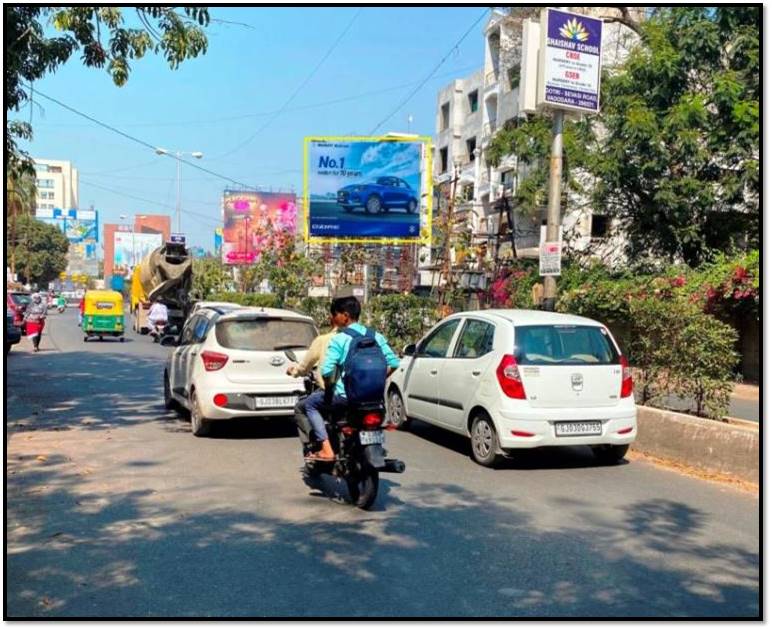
221,191,297,265
113,231,163,276
36,208,100,276
538,9,603,113
304,137,431,243
214,227,223,255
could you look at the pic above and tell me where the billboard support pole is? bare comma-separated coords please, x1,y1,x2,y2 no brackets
542,109,564,312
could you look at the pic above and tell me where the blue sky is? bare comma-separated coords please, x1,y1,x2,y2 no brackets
20,6,487,252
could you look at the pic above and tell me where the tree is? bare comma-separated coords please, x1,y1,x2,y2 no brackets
488,7,759,268
254,242,322,307
191,256,231,299
8,214,70,285
590,7,759,266
5,6,210,174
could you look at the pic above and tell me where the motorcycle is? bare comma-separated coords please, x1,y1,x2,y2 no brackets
149,320,168,343
286,350,405,510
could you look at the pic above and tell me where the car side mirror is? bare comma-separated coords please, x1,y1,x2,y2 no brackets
160,335,179,347
403,343,416,357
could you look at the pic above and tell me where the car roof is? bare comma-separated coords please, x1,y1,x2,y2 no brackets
449,309,606,327
193,301,242,310
215,306,315,324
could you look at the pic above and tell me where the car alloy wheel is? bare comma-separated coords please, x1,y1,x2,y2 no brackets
190,391,212,437
388,389,410,430
366,195,382,214
470,413,503,468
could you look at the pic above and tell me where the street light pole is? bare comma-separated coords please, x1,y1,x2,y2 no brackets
155,148,203,235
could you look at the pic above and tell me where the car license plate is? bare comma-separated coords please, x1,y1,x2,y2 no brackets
554,421,602,437
253,395,297,408
359,431,384,445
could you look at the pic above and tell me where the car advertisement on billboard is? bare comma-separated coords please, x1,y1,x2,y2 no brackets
221,191,297,265
304,137,431,243
113,231,163,276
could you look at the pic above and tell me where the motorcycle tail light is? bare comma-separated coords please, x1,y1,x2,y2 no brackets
362,412,383,429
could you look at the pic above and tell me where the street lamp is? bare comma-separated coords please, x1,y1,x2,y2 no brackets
155,147,203,234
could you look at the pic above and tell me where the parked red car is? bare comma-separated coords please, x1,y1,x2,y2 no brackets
6,291,31,335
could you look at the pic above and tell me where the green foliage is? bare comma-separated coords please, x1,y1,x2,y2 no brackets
5,6,210,171
8,214,69,285
589,7,759,265
208,292,279,308
252,243,323,307
191,256,231,300
627,299,737,419
363,295,438,354
291,297,332,332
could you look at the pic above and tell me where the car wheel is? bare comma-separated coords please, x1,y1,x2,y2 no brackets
592,444,629,465
365,195,382,214
470,412,504,468
163,370,180,414
407,199,418,213
189,390,212,437
387,388,411,430
83,336,89,342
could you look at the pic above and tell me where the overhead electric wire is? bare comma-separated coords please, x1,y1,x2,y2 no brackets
211,7,362,160
79,178,222,227
368,8,490,135
24,84,269,191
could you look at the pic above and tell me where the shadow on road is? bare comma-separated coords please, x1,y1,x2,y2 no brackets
406,420,627,471
6,456,759,618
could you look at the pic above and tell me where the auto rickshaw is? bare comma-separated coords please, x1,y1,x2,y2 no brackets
82,290,125,342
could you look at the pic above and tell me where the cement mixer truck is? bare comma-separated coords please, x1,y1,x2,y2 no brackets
130,241,192,334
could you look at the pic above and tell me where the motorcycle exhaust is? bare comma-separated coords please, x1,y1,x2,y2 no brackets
382,458,406,474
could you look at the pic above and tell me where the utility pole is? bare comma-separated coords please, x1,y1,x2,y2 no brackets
541,110,564,311
437,162,460,313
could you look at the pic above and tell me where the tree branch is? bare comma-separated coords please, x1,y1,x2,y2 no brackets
600,7,643,36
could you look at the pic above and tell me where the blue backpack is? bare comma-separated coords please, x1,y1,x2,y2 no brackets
341,327,388,404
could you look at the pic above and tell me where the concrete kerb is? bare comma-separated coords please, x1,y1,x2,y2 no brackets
632,405,759,484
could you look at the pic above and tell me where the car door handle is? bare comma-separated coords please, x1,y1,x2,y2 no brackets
430,369,438,375
189,352,198,357
472,370,481,376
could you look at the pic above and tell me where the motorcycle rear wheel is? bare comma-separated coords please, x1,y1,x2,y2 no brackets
346,465,379,510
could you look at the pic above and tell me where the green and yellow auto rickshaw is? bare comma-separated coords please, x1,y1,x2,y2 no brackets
82,290,125,342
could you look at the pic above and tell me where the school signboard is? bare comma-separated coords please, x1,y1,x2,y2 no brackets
538,8,603,113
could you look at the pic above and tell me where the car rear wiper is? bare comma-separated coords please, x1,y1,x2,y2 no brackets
273,343,308,351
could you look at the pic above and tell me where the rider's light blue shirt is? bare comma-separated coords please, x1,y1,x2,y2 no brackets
321,322,400,398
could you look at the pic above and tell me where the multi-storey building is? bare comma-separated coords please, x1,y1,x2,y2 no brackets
428,8,641,285
33,159,79,212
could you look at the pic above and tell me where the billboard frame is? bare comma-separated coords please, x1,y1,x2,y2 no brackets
303,135,433,245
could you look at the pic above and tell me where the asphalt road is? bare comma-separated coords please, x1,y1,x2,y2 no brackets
6,309,760,618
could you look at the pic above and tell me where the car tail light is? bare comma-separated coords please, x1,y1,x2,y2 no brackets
213,393,228,407
618,426,634,435
362,412,383,429
496,355,526,399
511,430,535,437
620,355,633,398
201,350,229,371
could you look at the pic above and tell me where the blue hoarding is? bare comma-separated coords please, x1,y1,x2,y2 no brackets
306,139,423,240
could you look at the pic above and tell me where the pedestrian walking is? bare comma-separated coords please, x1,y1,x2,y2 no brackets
24,293,48,352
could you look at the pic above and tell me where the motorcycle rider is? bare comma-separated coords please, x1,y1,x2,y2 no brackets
304,296,400,462
285,312,339,455
147,300,169,337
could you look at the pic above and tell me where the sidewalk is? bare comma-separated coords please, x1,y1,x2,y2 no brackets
733,383,759,401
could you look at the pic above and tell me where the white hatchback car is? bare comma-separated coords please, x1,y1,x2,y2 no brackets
385,309,637,467
164,305,317,436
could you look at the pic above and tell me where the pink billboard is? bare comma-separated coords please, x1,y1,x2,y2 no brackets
221,191,297,265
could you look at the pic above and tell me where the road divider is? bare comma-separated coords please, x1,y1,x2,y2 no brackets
632,405,759,484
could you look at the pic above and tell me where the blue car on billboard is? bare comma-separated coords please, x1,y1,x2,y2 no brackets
337,177,419,214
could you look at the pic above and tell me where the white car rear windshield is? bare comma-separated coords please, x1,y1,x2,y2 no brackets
216,318,316,352
515,325,619,365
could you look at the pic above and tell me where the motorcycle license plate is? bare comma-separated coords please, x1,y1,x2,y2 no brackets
359,431,384,445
